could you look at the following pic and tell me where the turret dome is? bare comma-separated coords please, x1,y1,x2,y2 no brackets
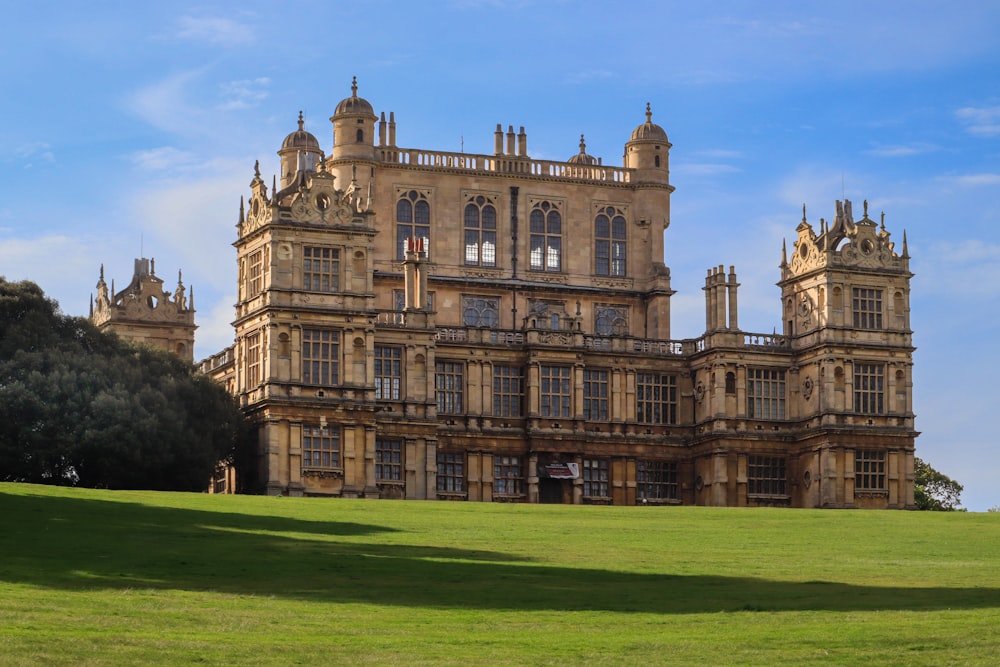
567,134,598,165
281,111,320,151
629,103,668,143
333,76,376,118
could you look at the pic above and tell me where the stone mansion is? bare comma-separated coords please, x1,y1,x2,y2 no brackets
101,78,917,508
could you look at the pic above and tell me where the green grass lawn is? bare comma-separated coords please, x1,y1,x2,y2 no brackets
1,483,998,666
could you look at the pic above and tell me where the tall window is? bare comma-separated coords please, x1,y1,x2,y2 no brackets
583,459,609,498
396,190,430,260
748,456,786,496
595,206,627,276
492,365,523,417
583,369,609,421
462,296,500,327
853,288,883,330
747,369,786,420
494,455,524,496
375,438,403,482
636,373,677,424
529,201,562,272
374,346,402,400
302,329,338,385
855,450,886,491
637,461,678,500
303,246,340,292
435,361,464,414
464,195,497,267
540,365,571,417
302,425,339,470
247,249,263,297
594,305,628,336
854,363,884,414
437,452,464,493
246,332,261,387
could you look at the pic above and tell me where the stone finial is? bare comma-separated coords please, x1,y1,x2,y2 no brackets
351,75,358,97
645,102,652,123
254,159,260,178
297,110,304,131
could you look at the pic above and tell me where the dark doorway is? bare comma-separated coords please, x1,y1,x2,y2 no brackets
539,478,568,504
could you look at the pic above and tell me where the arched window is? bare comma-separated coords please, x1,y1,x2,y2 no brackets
595,206,627,276
529,201,562,272
464,195,497,267
356,129,364,143
654,155,661,168
396,190,430,259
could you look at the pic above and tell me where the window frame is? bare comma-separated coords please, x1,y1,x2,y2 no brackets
582,458,609,498
302,425,341,471
540,365,572,418
435,361,465,415
854,363,885,415
395,190,431,260
492,365,524,417
303,246,341,292
301,329,339,386
461,295,500,328
528,202,562,272
594,206,627,276
437,452,465,493
583,369,609,421
463,195,498,267
374,345,402,400
636,373,678,424
852,287,884,330
375,438,403,483
855,450,887,491
747,455,787,497
494,455,524,496
637,460,679,501
747,368,786,420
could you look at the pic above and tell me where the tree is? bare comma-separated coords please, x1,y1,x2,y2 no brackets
0,278,243,491
914,457,964,511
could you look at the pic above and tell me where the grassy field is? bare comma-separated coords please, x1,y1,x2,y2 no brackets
1,483,998,666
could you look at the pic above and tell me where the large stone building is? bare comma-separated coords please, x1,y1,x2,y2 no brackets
200,78,916,507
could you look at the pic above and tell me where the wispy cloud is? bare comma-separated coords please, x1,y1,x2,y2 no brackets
676,162,742,176
130,147,199,171
865,142,938,157
11,142,55,168
218,77,270,111
174,15,254,47
939,172,1000,187
127,70,204,135
956,105,1000,136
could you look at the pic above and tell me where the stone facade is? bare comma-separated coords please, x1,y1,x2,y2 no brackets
210,78,916,507
92,258,196,363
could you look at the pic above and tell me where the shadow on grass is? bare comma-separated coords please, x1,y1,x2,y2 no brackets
1,488,998,614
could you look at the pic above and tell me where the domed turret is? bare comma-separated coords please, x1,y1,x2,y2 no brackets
623,103,671,177
278,111,323,189
567,134,598,165
629,103,669,143
329,76,378,163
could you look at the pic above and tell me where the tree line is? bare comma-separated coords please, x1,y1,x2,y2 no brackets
0,278,244,491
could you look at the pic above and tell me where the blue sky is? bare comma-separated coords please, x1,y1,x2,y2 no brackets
2,1,998,509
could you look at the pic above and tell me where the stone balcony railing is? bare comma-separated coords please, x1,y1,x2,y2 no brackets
377,147,632,184
373,311,788,355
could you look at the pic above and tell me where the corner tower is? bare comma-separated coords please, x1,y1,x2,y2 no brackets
91,258,197,363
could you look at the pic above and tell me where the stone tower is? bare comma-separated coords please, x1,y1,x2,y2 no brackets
91,258,197,363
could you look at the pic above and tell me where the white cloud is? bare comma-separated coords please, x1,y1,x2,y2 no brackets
0,235,102,315
174,15,254,47
218,78,271,111
942,173,1000,187
130,147,199,171
956,105,1000,137
865,142,938,157
12,141,55,168
675,162,741,177
127,70,205,135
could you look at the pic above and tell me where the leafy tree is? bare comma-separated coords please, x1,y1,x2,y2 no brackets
0,277,243,491
914,457,964,511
